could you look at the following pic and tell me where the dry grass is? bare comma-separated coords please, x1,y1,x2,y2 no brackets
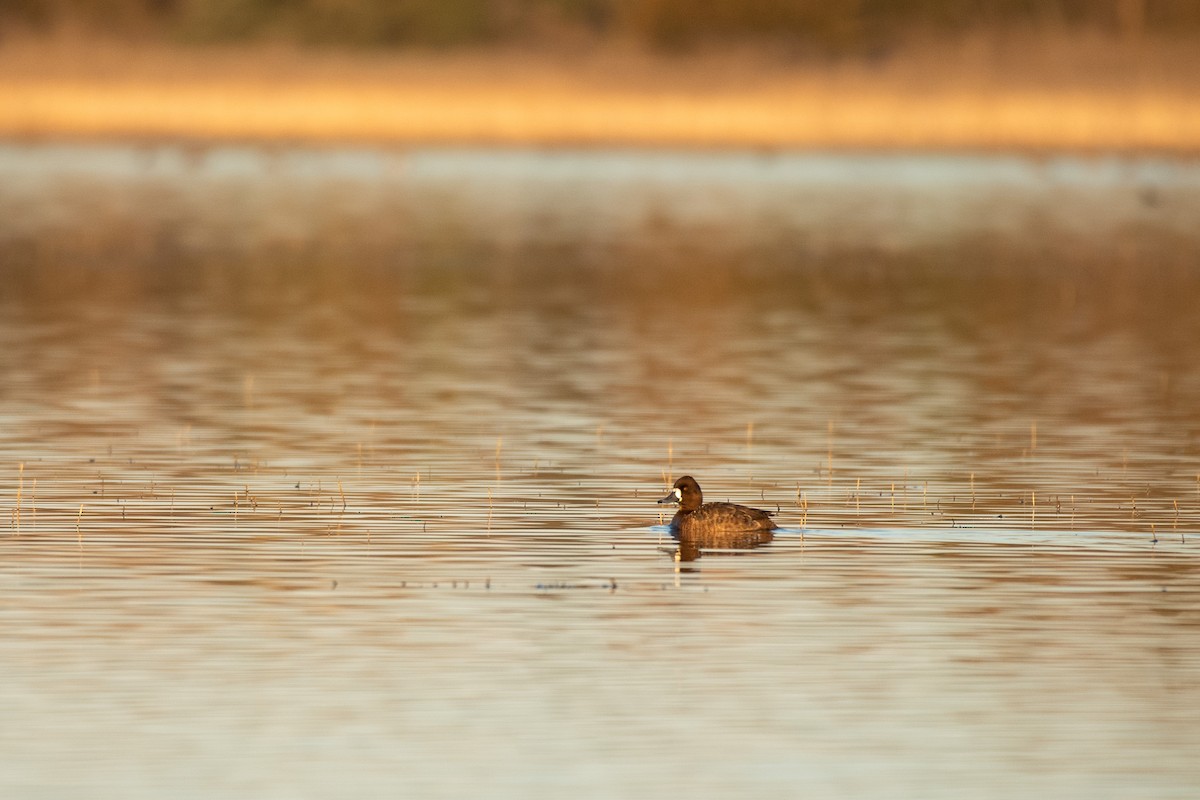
1,32,1199,150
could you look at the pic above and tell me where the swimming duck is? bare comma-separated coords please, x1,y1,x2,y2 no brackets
657,476,776,542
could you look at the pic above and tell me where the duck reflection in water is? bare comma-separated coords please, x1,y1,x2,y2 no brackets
657,476,776,560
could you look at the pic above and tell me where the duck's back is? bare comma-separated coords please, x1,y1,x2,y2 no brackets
673,501,776,536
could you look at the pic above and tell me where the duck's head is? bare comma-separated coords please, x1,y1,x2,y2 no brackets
657,475,703,511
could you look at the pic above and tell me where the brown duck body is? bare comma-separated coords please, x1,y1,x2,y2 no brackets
659,476,776,544
668,502,776,537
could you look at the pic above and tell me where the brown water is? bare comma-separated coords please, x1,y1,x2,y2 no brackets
1,144,1199,798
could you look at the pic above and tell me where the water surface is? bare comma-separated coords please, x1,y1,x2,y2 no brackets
1,145,1198,799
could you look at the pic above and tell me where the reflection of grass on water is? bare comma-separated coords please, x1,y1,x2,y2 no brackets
8,458,1198,548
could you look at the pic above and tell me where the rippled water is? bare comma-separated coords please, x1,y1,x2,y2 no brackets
1,145,1199,798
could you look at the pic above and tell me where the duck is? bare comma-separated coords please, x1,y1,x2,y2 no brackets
657,476,777,544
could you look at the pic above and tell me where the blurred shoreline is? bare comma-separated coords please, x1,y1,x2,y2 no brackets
1,34,1199,152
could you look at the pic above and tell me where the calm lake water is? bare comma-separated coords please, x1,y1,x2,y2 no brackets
1,144,1199,798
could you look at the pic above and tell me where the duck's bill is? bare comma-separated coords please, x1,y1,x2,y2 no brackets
657,488,681,505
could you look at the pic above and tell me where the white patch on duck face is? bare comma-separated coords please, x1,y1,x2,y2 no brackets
673,487,682,501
